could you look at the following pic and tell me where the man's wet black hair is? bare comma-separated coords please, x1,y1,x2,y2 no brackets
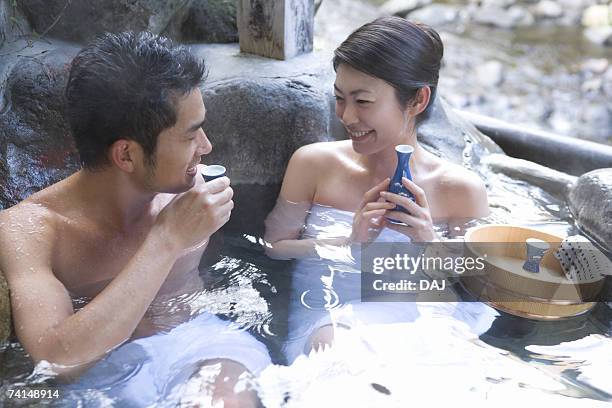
65,31,207,169
333,17,443,121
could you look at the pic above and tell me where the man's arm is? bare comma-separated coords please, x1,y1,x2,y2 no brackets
0,177,233,375
0,204,180,374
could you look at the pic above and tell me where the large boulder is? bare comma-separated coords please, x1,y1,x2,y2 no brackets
17,0,190,43
201,76,332,233
1,0,30,46
0,43,81,210
568,169,612,251
177,0,237,43
202,77,330,185
483,154,577,200
16,0,238,44
416,98,503,169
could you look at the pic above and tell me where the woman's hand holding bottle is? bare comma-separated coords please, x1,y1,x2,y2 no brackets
349,178,395,243
380,177,437,242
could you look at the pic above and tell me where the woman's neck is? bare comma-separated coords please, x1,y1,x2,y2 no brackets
358,130,428,183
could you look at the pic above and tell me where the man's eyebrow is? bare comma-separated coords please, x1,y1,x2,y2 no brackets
333,84,372,96
188,117,206,132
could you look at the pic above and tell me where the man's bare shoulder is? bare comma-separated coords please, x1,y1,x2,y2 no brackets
0,200,58,238
1,172,83,243
14,172,80,215
0,201,57,274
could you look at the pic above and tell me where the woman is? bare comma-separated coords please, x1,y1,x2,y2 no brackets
265,17,493,363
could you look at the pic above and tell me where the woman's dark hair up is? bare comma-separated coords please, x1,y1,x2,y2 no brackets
333,16,443,120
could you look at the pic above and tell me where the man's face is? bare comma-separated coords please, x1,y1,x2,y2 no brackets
143,88,211,193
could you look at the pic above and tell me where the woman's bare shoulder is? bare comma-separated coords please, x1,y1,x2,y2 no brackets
280,141,351,203
291,140,351,163
437,162,489,218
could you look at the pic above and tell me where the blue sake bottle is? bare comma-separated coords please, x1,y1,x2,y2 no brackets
386,144,415,224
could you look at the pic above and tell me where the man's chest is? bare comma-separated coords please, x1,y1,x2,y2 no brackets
52,223,204,298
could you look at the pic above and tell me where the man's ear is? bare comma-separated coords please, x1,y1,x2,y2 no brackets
408,86,431,116
108,139,138,172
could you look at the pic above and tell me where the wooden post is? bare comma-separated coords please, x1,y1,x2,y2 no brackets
237,0,314,60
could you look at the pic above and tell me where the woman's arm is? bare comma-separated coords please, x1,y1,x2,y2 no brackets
264,145,394,259
264,145,352,259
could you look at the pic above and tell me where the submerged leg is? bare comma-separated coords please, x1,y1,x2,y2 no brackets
178,358,261,408
305,323,351,354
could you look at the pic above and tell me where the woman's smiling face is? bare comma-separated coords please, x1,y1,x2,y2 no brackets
334,63,414,155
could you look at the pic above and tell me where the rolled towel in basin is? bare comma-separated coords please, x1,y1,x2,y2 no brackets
553,235,612,283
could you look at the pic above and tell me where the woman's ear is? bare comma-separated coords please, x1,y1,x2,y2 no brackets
108,139,138,173
410,86,431,116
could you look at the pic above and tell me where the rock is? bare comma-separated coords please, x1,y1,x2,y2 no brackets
16,0,191,43
168,0,237,43
475,60,504,87
414,98,504,167
556,0,594,25
548,110,573,134
407,4,460,28
532,0,564,19
568,169,612,252
581,5,612,28
581,58,609,75
473,6,511,28
201,76,330,232
0,44,81,209
581,77,603,93
480,0,515,8
0,272,10,344
473,5,534,29
581,105,612,142
558,0,597,9
314,0,383,50
584,26,612,46
1,0,30,46
507,5,535,26
380,0,432,17
603,68,612,96
483,153,577,199
201,77,330,186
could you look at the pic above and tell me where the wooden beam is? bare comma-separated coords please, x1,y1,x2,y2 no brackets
237,0,314,60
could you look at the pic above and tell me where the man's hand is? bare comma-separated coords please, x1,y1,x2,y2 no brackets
155,176,234,252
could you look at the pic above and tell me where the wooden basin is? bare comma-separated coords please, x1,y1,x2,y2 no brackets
462,225,605,320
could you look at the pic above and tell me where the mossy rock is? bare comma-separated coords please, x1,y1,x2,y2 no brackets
0,272,11,344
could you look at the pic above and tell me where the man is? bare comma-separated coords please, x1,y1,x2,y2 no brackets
0,32,269,406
